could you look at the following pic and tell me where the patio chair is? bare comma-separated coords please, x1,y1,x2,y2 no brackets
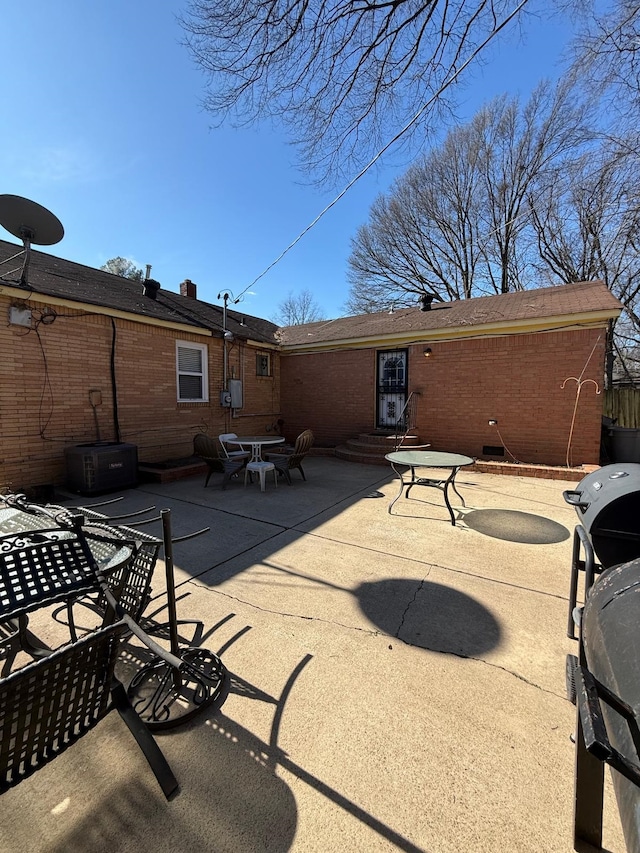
0,527,110,672
193,434,246,489
218,433,251,462
266,429,314,485
63,522,162,642
0,621,178,798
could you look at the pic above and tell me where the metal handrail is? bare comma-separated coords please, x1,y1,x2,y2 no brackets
393,391,420,451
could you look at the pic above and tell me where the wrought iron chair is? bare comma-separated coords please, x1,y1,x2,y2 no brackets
0,526,111,673
0,498,160,657
64,521,162,642
0,495,228,733
193,434,246,489
266,429,314,484
0,621,178,798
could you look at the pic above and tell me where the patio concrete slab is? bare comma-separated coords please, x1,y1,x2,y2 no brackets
0,458,626,852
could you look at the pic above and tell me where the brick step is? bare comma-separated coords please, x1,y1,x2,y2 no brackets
336,433,428,465
348,434,424,453
335,445,390,465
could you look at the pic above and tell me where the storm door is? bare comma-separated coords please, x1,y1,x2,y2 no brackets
376,349,408,429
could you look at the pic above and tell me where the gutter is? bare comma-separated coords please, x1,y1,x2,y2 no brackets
279,310,621,354
0,282,214,337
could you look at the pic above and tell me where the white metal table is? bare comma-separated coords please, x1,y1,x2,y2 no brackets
228,435,285,462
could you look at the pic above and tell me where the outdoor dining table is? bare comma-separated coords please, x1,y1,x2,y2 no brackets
228,434,285,462
385,450,475,526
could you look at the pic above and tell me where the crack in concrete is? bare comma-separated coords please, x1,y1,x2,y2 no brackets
395,576,426,639
190,579,566,701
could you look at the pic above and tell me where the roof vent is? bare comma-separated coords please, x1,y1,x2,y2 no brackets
142,278,161,300
419,294,434,311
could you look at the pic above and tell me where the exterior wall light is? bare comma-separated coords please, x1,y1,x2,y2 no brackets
423,348,432,358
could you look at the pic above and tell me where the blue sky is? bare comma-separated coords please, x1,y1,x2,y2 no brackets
0,1,575,321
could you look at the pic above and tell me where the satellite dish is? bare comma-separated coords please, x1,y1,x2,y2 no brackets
0,194,64,286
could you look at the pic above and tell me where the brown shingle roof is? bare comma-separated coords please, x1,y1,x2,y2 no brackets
279,281,622,348
0,240,279,345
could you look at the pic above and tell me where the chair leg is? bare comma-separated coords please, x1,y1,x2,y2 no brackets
298,463,306,481
111,677,179,799
204,466,213,488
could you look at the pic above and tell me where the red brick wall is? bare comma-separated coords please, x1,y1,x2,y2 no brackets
0,294,281,491
280,327,607,466
279,349,376,445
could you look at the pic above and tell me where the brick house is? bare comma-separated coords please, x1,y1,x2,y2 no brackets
279,283,622,468
0,239,280,492
0,239,622,491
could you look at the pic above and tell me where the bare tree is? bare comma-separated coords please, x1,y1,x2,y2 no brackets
474,79,590,294
100,257,144,281
347,122,484,313
530,144,640,385
346,81,589,312
181,0,532,182
274,290,326,325
572,0,640,122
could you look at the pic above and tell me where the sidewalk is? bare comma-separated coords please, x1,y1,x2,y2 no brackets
0,457,625,852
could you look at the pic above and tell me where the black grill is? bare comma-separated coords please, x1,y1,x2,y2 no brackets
572,557,640,851
565,466,640,848
563,463,640,570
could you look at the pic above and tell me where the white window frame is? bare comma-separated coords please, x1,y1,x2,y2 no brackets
176,341,209,402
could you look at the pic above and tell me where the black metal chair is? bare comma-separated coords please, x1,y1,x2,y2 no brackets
0,621,178,798
0,527,109,672
62,521,162,642
193,434,246,489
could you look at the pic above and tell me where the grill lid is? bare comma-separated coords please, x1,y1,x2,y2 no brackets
564,464,640,514
563,464,640,569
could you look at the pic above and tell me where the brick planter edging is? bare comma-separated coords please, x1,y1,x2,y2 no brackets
468,460,598,482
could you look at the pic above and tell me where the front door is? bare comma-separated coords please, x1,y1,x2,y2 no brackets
376,349,408,429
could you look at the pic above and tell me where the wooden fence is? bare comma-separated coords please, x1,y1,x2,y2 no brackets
604,388,640,428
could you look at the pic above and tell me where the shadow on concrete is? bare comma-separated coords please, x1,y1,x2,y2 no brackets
462,509,570,544
40,722,299,853
356,578,501,656
261,564,502,659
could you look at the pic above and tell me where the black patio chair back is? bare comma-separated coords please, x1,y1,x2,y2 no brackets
59,521,161,641
193,434,245,489
0,621,178,798
0,529,100,623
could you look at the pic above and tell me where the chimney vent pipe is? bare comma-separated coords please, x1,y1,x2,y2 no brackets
180,279,197,299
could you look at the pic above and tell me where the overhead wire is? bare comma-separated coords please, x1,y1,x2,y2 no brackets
234,0,529,302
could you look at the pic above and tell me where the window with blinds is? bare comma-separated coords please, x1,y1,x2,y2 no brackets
176,342,208,402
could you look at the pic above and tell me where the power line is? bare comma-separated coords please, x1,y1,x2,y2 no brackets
234,0,529,302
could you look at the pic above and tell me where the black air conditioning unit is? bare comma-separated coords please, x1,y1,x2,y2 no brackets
65,442,138,495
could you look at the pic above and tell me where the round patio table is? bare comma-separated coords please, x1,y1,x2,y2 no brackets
385,450,474,526
227,435,285,462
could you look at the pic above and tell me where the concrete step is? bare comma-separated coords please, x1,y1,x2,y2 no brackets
335,445,390,465
335,433,427,465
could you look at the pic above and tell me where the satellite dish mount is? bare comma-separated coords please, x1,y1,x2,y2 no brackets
0,195,64,287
